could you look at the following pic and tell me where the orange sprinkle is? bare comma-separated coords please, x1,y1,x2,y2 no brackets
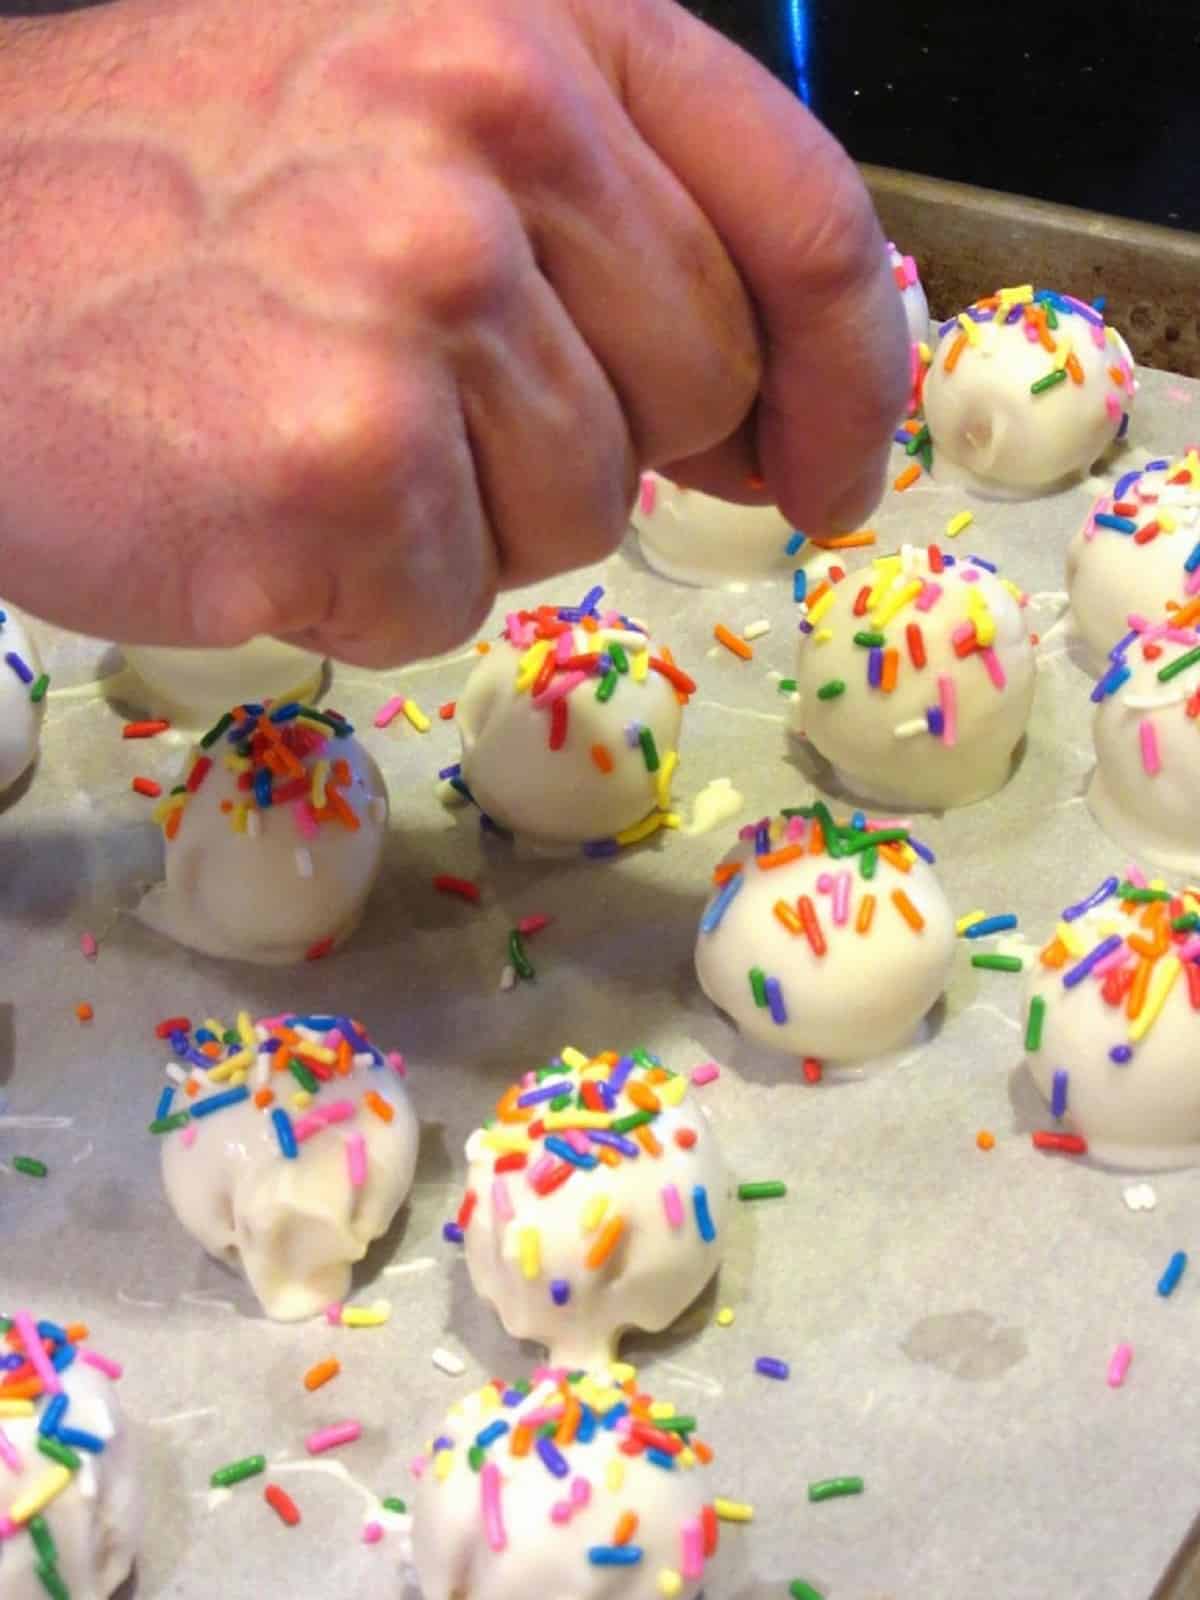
902,418,923,435
585,1215,626,1270
807,530,877,551
809,819,825,855
594,1144,621,1167
693,1439,714,1465
1126,957,1152,1021
1171,596,1200,629
304,1358,341,1393
856,893,876,934
880,648,899,694
774,899,804,935
510,1424,533,1457
590,744,614,774
634,1124,663,1158
64,1324,88,1345
613,1511,639,1547
475,641,491,655
363,1090,394,1124
335,1038,353,1076
625,1080,662,1114
1065,352,1084,385
891,889,925,932
943,331,968,374
976,1130,995,1151
74,1002,93,1023
1108,365,1127,387
1040,938,1068,969
165,807,184,842
713,624,753,661
496,1085,533,1125
757,844,804,871
894,463,922,492
712,862,743,887
581,616,599,633
184,1080,200,1099
879,843,912,874
253,1088,275,1109
555,1395,582,1448
0,1379,42,1400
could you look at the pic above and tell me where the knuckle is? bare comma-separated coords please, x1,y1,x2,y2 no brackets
408,183,525,325
438,25,572,177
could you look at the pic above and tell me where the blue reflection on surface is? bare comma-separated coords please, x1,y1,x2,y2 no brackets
785,0,814,105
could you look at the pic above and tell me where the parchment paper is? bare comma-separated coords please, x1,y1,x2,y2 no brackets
3,366,1198,1600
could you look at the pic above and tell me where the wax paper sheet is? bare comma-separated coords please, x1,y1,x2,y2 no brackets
2,365,1199,1600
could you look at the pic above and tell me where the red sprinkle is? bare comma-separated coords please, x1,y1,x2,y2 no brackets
155,1016,191,1039
433,875,482,904
928,544,945,574
456,1189,478,1230
673,1127,698,1150
1186,962,1200,1010
131,777,163,799
185,755,213,794
122,720,171,739
906,623,926,669
305,936,335,962
852,586,871,618
802,1057,823,1084
438,702,457,720
518,914,553,937
549,697,568,751
1032,1131,1087,1155
493,1152,528,1173
264,1484,301,1527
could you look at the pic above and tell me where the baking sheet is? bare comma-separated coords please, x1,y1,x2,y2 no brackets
3,365,1199,1600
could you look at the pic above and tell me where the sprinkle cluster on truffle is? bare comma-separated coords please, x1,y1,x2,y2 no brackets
1081,447,1200,589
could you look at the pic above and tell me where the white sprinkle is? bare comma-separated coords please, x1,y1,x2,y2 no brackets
1123,1182,1157,1212
432,1348,465,1377
499,964,517,992
893,718,929,739
295,848,314,879
165,1063,188,1085
742,619,771,641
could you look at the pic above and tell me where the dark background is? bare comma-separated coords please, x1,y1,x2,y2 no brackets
4,0,1197,232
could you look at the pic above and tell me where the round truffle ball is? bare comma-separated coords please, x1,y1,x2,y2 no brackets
138,701,388,964
121,640,324,725
0,606,45,797
792,546,1035,809
159,1012,418,1319
888,241,932,416
695,807,955,1063
0,1314,141,1599
1088,615,1200,879
1024,873,1200,1168
459,1046,727,1369
457,591,690,848
1068,448,1200,671
412,1367,720,1600
923,286,1136,497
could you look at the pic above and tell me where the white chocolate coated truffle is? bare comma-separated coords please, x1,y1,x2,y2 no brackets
923,286,1136,496
1067,448,1200,671
138,702,387,964
695,809,955,1062
121,640,323,726
459,1047,726,1369
793,546,1035,809
457,594,688,847
159,1013,418,1319
412,1367,719,1600
1024,875,1200,1168
0,1317,141,1600
1088,619,1200,879
889,242,931,351
631,473,842,589
0,608,44,797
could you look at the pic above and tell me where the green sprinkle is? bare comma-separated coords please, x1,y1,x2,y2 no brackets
639,726,660,773
790,1583,826,1600
971,954,1024,973
808,1475,864,1503
1046,306,1059,329
149,1112,191,1135
610,1109,655,1136
860,846,878,880
1172,913,1200,933
27,1516,58,1568
596,669,618,703
29,673,50,704
810,802,843,857
381,1497,407,1514
749,967,768,1007
853,631,886,648
840,828,908,855
210,1455,267,1489
777,677,798,694
468,1444,485,1472
609,642,629,675
631,1047,659,1069
905,425,931,457
816,679,846,701
289,1058,319,1094
655,1416,696,1434
1025,995,1045,1052
1030,368,1068,395
35,1565,69,1600
737,1180,787,1201
508,928,535,981
1157,645,1200,683
200,711,234,749
1117,882,1172,902
12,1156,47,1178
37,1437,81,1472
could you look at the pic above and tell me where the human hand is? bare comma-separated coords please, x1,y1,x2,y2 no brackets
0,0,907,666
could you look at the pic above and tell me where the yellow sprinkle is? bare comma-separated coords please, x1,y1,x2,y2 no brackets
616,811,666,847
917,340,932,365
208,1048,253,1083
237,1010,257,1048
310,759,330,808
9,1465,72,1525
677,1447,696,1469
713,1498,755,1523
515,639,553,693
956,909,987,935
434,1448,455,1481
402,698,431,733
945,510,974,538
659,1074,687,1108
656,749,679,812
648,1401,676,1421
0,1400,35,1418
298,1042,337,1064
610,1361,637,1384
870,578,923,631
606,1458,626,1494
518,1227,541,1280
481,1130,533,1155
1129,956,1182,1043
660,812,682,831
291,1090,313,1111
966,588,996,648
581,1194,610,1234
1056,921,1086,958
541,1111,613,1132
657,1570,684,1598
997,283,1034,304
223,755,252,774
229,1070,247,1086
956,311,981,345
631,648,650,683
1159,512,1178,534
1052,336,1073,372
716,1306,735,1327
813,628,833,644
560,1046,588,1071
478,1385,501,1414
803,589,838,629
342,1301,391,1327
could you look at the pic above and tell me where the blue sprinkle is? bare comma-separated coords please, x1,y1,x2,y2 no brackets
700,872,744,934
1092,294,1107,312
793,569,808,604
51,1342,76,1374
1118,412,1131,440
190,1086,251,1119
195,1028,217,1045
576,584,605,618
754,822,771,856
1112,469,1143,499
764,975,787,1025
0,1354,23,1371
448,776,474,804
754,1356,790,1380
645,1448,676,1470
576,1404,596,1444
964,915,1018,939
1158,1251,1188,1298
601,1402,628,1431
36,1321,69,1345
851,811,866,831
536,1436,569,1479
1091,664,1130,704
786,531,806,555
56,1427,106,1454
550,1279,571,1306
1185,543,1200,575
967,555,997,573
1109,1045,1133,1065
1063,936,1123,989
1051,1070,1069,1119
442,1222,464,1245
693,1184,717,1243
267,702,301,723
271,1108,298,1159
583,837,620,859
475,1421,510,1450
867,647,883,688
254,768,274,809
1063,876,1119,923
1144,457,1170,473
544,1136,597,1170
155,1085,175,1123
4,651,33,685
437,763,462,781
588,1547,643,1567
39,1395,68,1437
1093,513,1138,534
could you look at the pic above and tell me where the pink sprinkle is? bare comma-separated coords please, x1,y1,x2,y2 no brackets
950,621,976,651
325,1303,344,1326
0,1429,23,1475
1106,392,1123,423
551,1500,572,1524
832,870,851,927
181,1124,197,1150
570,1475,591,1507
481,1461,507,1552
292,1114,325,1143
0,1517,18,1541
1107,1342,1133,1388
373,695,406,730
554,631,573,666
79,1348,122,1381
492,1176,514,1223
346,1132,367,1190
362,1520,384,1544
915,582,943,613
681,1516,705,1580
661,1183,684,1230
938,675,958,748
410,1455,428,1480
959,567,980,584
690,1062,720,1087
563,1129,590,1156
518,914,553,937
639,474,657,515
317,1100,356,1127
386,1051,407,1076
784,815,806,842
1178,935,1200,963
306,1421,362,1455
291,800,319,840
1092,320,1108,350
13,1310,60,1397
80,932,98,960
1093,943,1133,978
1139,718,1161,776
1023,318,1041,344
815,871,834,894
1125,864,1148,889
532,670,587,708
980,648,1007,690
527,1153,555,1189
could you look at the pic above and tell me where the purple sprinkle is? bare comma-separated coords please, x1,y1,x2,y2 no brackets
907,834,936,865
765,976,787,1025
587,1129,640,1158
1062,876,1119,923
1091,664,1130,704
754,1356,790,1381
583,838,620,859
550,1280,570,1306
607,1056,637,1095
1110,1045,1133,1065
437,763,462,781
754,822,771,856
1063,935,1124,989
1051,1070,1069,1119
577,585,605,617
442,1222,464,1245
867,647,883,688
1005,304,1024,324
5,652,33,686
624,722,643,749
517,1081,573,1108
536,1436,570,1479
926,706,945,737
1113,469,1142,499
1118,412,1131,440
967,555,997,573
1144,457,1170,473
